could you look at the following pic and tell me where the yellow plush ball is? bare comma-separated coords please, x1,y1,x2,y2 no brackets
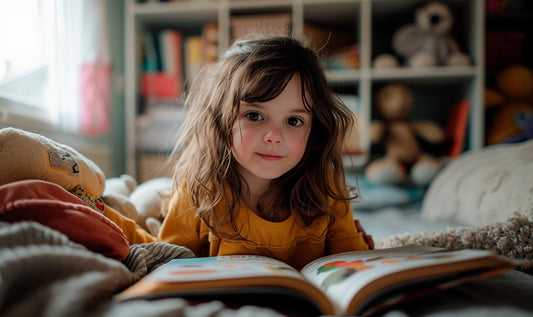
497,65,533,100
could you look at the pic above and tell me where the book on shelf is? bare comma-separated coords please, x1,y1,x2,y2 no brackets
201,22,218,64
117,245,513,316
184,36,202,86
141,30,159,72
183,23,218,89
446,99,469,157
159,29,183,93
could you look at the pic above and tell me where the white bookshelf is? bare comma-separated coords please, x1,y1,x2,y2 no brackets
124,0,485,178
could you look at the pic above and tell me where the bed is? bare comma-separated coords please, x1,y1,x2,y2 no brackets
1,130,532,317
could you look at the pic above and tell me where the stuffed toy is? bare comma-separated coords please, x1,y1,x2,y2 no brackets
365,83,446,187
0,127,106,210
485,65,533,144
103,176,172,236
103,173,137,196
373,1,471,68
101,174,144,230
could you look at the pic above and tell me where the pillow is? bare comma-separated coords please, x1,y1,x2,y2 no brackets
421,140,533,226
0,179,130,261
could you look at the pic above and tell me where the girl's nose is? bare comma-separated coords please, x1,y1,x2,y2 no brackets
264,126,282,144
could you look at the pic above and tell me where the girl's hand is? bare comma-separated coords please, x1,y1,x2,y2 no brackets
355,219,374,250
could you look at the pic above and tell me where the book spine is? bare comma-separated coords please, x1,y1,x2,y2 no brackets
446,99,469,157
185,36,202,86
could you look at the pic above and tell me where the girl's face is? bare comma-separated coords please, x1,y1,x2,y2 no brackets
232,74,312,189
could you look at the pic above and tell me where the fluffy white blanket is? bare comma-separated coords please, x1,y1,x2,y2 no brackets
376,214,533,272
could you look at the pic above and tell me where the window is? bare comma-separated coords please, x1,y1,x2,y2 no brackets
0,0,57,123
0,0,111,135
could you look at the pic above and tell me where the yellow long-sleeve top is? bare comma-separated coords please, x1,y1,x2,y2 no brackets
102,204,157,244
158,186,369,270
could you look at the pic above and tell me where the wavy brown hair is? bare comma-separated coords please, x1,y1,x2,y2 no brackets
169,35,356,238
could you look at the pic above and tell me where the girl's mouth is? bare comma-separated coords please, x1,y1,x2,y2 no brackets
257,153,283,161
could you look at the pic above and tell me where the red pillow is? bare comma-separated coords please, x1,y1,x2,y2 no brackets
0,179,129,261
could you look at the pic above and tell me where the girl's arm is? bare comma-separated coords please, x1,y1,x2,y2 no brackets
355,219,374,250
326,200,371,254
158,193,207,256
102,204,158,244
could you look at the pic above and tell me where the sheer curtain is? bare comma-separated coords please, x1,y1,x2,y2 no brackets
51,0,111,135
0,0,111,136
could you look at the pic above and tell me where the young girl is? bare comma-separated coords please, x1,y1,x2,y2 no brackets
157,36,372,270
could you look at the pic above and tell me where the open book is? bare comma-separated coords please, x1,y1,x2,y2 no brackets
118,245,513,316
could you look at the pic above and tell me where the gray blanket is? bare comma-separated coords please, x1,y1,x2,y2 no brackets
0,221,283,317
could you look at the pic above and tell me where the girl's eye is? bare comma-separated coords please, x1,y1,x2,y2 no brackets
286,117,304,127
245,112,263,121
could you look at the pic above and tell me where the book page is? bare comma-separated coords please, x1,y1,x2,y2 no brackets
149,255,305,282
120,255,337,315
300,245,502,314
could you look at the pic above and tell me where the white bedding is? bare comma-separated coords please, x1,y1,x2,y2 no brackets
354,205,459,240
346,170,459,240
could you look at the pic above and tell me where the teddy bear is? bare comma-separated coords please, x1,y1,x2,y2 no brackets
373,1,471,68
102,175,172,236
485,65,533,144
365,83,447,187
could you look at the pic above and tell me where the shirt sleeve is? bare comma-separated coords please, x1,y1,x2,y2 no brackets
326,198,369,254
158,190,207,256
102,204,158,244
